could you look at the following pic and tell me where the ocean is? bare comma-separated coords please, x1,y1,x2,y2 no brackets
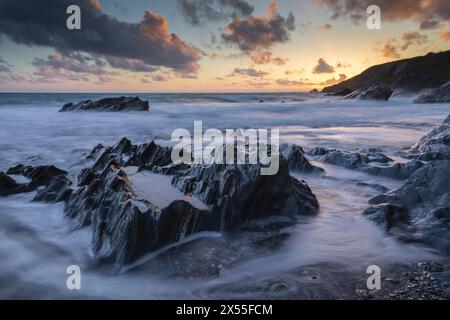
0,92,449,299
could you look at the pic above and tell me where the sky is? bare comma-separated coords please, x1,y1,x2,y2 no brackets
0,0,449,93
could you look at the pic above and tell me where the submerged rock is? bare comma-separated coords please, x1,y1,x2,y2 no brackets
414,81,450,104
357,85,393,101
59,96,149,112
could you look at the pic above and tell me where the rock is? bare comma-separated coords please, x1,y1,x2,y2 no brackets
363,160,450,254
326,88,353,96
1,165,70,199
358,85,393,101
414,81,450,104
0,172,30,196
171,157,319,230
41,137,319,267
59,96,149,112
308,146,421,179
309,89,319,93
33,175,73,203
409,115,450,160
280,143,324,173
65,158,206,266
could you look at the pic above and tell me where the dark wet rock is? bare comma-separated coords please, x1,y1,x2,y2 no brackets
88,138,174,173
357,85,393,101
157,201,208,247
0,172,30,196
308,146,422,179
326,88,353,96
363,160,450,254
409,114,450,160
65,159,207,266
414,81,450,104
8,137,319,267
172,157,319,230
59,96,149,112
309,89,319,93
33,175,73,203
280,143,324,173
362,160,425,180
1,165,70,199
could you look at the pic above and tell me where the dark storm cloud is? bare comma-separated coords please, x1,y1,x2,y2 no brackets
221,1,296,52
314,0,450,30
177,0,254,26
0,0,202,73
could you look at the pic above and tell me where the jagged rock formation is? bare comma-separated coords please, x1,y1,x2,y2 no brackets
308,147,422,180
59,96,149,112
0,138,320,267
409,115,450,160
414,81,450,104
363,114,450,254
363,160,450,253
1,165,71,200
280,143,324,173
358,85,393,101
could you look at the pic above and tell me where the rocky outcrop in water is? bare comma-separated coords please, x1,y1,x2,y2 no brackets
363,160,450,253
363,114,450,255
358,85,393,101
0,165,71,200
280,143,324,173
308,147,422,180
409,115,450,161
414,81,450,104
59,96,150,112
0,138,320,267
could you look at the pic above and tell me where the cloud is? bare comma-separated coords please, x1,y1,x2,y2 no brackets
400,31,428,50
438,28,450,41
177,0,254,26
0,57,11,72
314,0,450,30
152,74,170,82
420,18,441,30
229,67,270,77
312,58,335,74
105,56,160,73
221,1,296,52
276,79,308,86
31,54,118,82
285,69,305,75
319,73,347,85
335,61,351,68
374,31,429,58
318,23,332,31
0,0,202,74
250,50,288,65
